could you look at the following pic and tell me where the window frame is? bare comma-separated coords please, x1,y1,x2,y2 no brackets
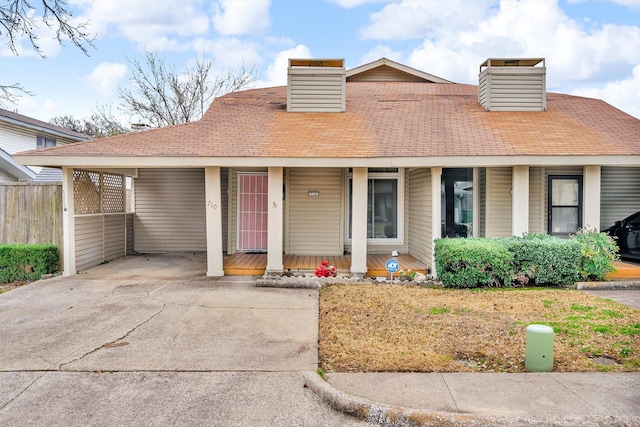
36,135,57,149
345,168,404,245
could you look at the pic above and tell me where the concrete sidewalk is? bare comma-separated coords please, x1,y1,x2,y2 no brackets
307,371,640,426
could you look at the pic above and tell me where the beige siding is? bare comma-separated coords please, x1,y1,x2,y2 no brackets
479,69,546,112
125,213,134,255
75,215,103,271
104,214,126,260
286,168,343,255
347,64,426,82
287,72,345,112
134,168,206,253
479,75,489,110
221,167,229,252
485,167,512,237
601,167,640,229
408,168,432,264
479,168,486,237
528,167,545,233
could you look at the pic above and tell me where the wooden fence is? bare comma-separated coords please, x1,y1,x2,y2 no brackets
0,182,63,248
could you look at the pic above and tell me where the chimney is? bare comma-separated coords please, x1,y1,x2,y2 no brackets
479,58,546,112
287,59,346,112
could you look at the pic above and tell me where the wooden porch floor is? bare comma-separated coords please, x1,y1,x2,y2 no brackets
606,261,640,280
222,255,640,280
223,253,428,277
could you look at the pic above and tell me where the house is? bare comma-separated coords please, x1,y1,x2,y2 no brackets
14,57,640,278
0,108,90,182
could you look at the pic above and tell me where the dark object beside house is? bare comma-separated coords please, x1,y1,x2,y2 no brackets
605,211,640,260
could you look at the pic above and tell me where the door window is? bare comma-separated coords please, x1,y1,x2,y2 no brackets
548,176,582,236
441,168,473,238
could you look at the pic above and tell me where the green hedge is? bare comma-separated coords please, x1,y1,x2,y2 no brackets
435,238,513,288
500,234,581,286
0,244,59,283
434,232,614,288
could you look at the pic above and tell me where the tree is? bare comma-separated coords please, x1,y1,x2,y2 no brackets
1,0,95,105
118,50,254,128
51,105,129,139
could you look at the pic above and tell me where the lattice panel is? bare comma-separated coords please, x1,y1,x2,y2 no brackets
74,170,100,214
103,173,125,213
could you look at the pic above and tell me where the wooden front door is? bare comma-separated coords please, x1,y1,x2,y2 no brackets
238,173,268,252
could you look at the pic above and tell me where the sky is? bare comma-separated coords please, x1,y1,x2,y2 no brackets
3,0,640,125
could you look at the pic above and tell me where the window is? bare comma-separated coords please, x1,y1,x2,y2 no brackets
548,175,582,236
347,168,402,242
36,136,56,149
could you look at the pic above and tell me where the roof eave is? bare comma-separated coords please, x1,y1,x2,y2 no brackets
14,154,640,170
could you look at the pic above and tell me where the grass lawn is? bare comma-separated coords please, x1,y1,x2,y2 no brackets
319,284,640,373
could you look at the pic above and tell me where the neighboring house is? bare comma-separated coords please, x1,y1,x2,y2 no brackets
0,108,90,182
14,57,640,277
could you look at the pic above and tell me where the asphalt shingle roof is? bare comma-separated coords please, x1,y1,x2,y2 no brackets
17,82,640,160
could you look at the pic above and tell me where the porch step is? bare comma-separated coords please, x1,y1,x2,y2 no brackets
606,261,640,280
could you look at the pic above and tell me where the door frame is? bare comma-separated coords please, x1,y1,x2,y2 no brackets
547,174,583,237
237,172,269,252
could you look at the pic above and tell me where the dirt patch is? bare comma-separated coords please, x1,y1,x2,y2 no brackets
0,281,28,294
319,284,640,373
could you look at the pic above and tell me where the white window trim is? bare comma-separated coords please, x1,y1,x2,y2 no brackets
345,168,404,245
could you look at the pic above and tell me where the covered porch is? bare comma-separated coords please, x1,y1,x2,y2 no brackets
223,253,429,277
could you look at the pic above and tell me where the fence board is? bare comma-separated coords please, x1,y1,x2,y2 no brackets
0,183,62,248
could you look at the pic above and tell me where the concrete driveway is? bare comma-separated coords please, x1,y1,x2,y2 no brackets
0,254,364,426
0,254,317,372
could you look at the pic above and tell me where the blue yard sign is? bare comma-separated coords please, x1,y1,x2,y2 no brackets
386,258,399,273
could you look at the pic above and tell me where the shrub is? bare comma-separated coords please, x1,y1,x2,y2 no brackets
572,228,619,281
501,235,582,286
0,244,59,283
435,238,513,288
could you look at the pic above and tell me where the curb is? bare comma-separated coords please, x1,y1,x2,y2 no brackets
302,371,638,427
576,281,640,290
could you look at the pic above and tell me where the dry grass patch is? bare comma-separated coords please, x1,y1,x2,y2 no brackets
319,284,640,373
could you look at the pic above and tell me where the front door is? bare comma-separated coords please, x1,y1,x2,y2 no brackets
238,173,268,252
548,175,582,237
441,168,473,238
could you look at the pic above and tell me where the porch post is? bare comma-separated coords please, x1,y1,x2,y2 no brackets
583,166,601,231
266,166,284,274
512,165,529,237
350,167,368,276
205,167,224,277
431,167,442,277
61,167,76,276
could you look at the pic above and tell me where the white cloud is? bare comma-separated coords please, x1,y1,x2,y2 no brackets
360,0,496,40
75,0,209,49
572,64,640,119
255,45,313,87
356,0,640,91
212,0,271,36
192,38,263,69
87,62,128,96
610,0,640,7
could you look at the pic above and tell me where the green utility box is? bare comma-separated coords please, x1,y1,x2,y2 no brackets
525,324,554,372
